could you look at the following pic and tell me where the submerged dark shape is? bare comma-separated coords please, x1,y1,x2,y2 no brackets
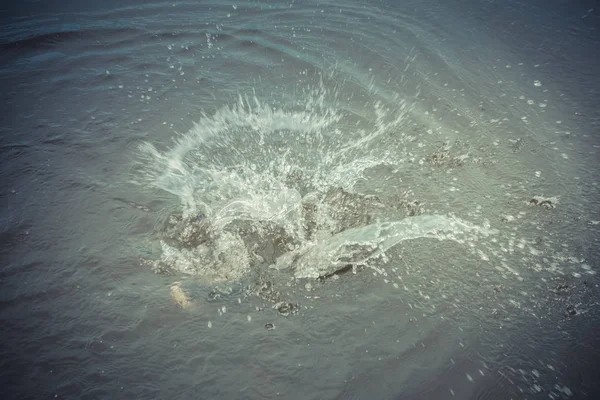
152,187,424,310
264,323,275,330
317,263,355,281
565,304,578,316
149,186,418,282
529,195,558,209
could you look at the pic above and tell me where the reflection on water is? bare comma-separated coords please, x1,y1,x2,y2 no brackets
1,0,599,399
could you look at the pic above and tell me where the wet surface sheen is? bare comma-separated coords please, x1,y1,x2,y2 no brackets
1,1,599,399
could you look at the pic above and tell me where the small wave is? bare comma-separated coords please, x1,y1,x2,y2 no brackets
1,27,137,50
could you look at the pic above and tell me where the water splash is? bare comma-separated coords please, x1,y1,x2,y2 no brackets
287,214,498,279
136,84,427,280
135,82,594,321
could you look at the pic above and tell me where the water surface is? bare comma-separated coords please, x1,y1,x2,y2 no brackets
1,1,599,399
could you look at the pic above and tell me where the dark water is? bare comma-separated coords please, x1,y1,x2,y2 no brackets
2,1,600,399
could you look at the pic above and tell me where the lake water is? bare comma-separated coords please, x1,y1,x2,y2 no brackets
1,1,599,399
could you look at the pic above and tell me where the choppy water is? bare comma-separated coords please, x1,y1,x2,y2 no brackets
2,0,600,399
